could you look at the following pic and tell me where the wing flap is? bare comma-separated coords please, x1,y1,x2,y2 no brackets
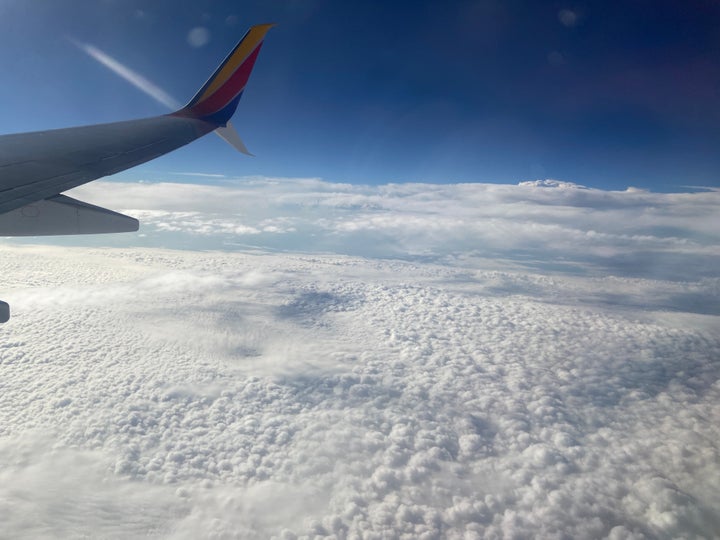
0,194,138,236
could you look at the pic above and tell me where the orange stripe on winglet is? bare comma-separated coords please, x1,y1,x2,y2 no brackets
198,23,274,102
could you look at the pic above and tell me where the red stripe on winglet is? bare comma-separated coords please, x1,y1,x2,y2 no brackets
191,44,263,117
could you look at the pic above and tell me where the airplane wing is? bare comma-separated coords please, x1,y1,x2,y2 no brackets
0,23,273,236
0,23,273,323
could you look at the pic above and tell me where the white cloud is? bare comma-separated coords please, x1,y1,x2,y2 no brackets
62,178,720,280
0,179,718,537
0,242,718,538
171,172,228,178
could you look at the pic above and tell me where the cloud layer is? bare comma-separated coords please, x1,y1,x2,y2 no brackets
0,241,718,538
1,179,718,537
62,178,720,280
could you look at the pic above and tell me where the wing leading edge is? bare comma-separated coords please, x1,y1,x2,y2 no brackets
0,23,273,234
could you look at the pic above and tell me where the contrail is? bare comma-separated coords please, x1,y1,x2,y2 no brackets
70,37,181,110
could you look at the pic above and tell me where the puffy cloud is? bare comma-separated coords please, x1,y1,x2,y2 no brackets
0,178,718,537
0,241,718,538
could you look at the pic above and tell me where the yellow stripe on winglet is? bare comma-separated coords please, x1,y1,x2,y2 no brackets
198,23,275,102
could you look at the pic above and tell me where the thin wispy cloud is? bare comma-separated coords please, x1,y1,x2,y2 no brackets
171,172,228,178
69,37,181,110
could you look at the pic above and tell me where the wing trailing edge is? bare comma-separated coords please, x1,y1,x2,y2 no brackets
0,194,138,236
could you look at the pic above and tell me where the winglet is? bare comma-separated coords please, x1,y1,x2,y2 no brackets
180,23,274,126
215,120,253,155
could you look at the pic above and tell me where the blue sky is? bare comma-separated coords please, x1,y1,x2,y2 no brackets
0,0,718,191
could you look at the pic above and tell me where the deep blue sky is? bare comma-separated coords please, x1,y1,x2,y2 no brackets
0,0,718,190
